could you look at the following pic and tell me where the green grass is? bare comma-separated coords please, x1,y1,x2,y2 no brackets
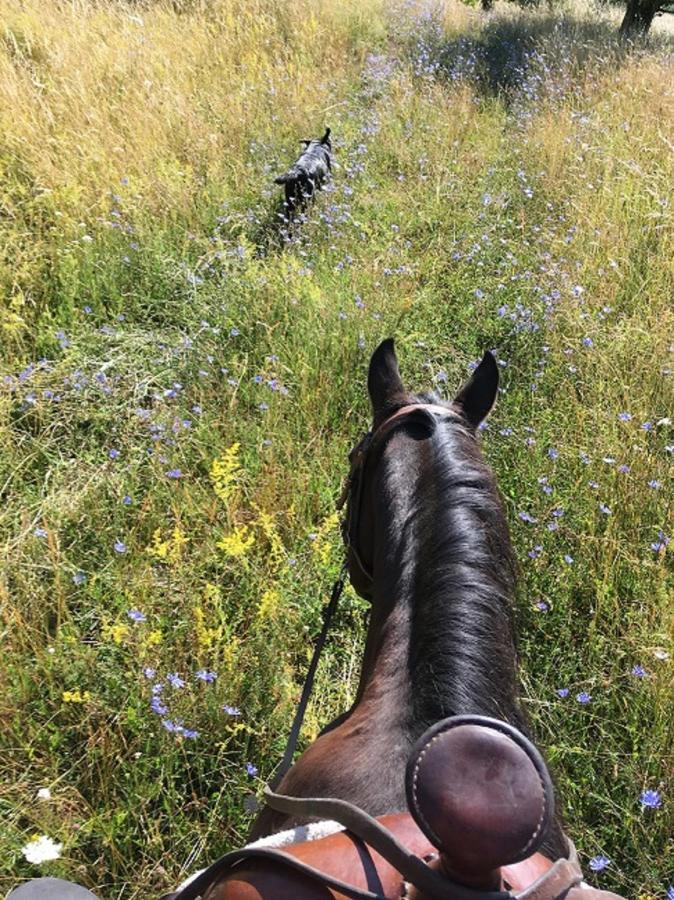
1,1,672,897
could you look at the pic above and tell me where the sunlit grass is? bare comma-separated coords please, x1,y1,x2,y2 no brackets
1,1,672,897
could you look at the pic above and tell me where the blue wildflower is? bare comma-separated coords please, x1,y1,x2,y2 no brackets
640,790,662,809
588,855,610,872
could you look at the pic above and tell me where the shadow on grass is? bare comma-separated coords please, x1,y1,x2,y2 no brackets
410,9,673,102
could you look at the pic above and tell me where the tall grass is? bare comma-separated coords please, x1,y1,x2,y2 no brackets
1,1,672,897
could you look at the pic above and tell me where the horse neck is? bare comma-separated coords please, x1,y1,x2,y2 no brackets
353,427,526,737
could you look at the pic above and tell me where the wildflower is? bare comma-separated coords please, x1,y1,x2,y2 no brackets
114,540,127,554
589,855,610,872
167,673,185,689
556,688,569,698
127,608,146,623
62,690,91,703
21,835,63,864
218,525,255,558
210,444,241,504
639,790,662,809
576,691,591,704
151,697,168,716
631,665,647,678
518,511,538,524
223,705,241,716
196,670,217,683
246,762,258,777
72,572,86,586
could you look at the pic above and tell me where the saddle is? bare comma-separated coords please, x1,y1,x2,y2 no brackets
165,716,625,900
9,717,624,900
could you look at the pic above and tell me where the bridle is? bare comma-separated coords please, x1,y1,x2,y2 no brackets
338,402,462,586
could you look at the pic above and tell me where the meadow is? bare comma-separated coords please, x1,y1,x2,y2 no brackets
0,0,672,896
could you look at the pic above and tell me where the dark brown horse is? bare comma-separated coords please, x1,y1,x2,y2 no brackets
249,338,566,863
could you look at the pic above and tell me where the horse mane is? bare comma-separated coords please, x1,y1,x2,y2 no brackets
394,393,528,736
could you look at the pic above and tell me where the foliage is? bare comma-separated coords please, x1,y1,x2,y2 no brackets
0,1,672,898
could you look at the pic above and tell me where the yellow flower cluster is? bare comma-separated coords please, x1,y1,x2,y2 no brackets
62,690,91,703
217,524,255,558
257,588,280,620
147,525,188,565
102,622,129,645
311,511,341,565
253,505,285,569
210,443,241,504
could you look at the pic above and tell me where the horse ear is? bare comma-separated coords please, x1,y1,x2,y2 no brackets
368,338,405,417
454,352,499,428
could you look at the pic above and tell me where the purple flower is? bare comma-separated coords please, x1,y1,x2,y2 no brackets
196,670,217,683
151,697,168,716
639,790,662,809
556,688,569,698
245,762,258,777
166,469,183,479
223,705,241,716
631,665,647,678
576,691,591,704
588,855,610,872
127,608,146,623
167,672,185,689
114,540,127,554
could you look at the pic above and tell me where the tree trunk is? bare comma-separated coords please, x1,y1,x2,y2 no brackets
619,0,661,37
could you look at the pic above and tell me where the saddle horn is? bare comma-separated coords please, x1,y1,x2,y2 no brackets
406,715,555,891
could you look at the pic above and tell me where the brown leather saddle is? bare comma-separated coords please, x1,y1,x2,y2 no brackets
167,716,625,900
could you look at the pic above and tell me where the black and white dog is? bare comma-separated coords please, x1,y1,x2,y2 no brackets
274,128,332,218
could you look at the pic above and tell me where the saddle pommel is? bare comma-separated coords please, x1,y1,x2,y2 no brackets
406,715,554,889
